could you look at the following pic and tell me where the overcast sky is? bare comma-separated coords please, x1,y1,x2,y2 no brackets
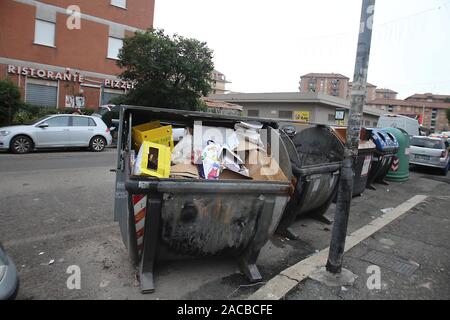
154,0,450,99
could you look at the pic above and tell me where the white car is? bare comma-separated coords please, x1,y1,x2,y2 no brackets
410,136,450,175
0,114,113,154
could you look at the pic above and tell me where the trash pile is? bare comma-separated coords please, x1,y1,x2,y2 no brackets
130,120,288,182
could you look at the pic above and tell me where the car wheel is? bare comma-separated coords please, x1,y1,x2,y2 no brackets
10,135,33,154
90,136,106,152
442,165,449,176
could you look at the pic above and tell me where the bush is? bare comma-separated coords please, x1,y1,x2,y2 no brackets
0,79,22,126
11,104,96,125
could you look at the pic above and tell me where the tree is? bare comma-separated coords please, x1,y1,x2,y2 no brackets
117,29,214,110
446,108,450,124
0,79,22,126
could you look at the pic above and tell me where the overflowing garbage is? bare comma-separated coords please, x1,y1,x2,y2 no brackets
129,119,288,183
114,106,293,293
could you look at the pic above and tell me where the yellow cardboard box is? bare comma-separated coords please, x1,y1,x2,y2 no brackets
138,141,172,178
132,121,174,151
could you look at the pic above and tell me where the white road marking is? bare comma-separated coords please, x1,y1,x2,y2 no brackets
248,194,428,300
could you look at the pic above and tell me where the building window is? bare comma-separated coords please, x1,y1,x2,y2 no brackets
34,19,55,47
388,105,394,112
279,110,293,119
26,80,58,107
247,110,259,117
111,0,127,9
331,79,339,88
328,114,335,122
308,79,317,92
365,120,371,126
373,122,378,127
102,89,123,105
431,109,438,119
108,37,123,60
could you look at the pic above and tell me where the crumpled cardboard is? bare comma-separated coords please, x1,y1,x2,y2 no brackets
245,150,288,182
170,163,199,179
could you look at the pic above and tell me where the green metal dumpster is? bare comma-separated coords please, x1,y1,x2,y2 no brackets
276,126,342,240
384,127,410,182
113,106,293,293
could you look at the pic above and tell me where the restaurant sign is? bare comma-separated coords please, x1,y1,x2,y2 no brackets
7,64,135,90
8,64,84,82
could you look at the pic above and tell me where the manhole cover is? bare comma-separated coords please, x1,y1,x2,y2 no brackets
361,250,419,277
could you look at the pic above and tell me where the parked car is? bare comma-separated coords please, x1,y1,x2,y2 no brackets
377,114,420,137
0,243,19,300
281,125,297,139
410,136,450,175
0,114,113,154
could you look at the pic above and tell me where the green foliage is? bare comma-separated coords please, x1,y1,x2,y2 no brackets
117,29,214,110
0,79,22,126
195,98,208,112
12,104,95,125
446,108,450,123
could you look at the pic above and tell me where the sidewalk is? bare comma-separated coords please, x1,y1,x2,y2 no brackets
285,195,450,300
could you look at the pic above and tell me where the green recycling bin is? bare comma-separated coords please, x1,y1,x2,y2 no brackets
384,127,410,182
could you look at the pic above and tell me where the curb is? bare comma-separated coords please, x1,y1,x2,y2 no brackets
248,194,428,300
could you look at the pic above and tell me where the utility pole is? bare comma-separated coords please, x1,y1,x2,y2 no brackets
326,0,376,274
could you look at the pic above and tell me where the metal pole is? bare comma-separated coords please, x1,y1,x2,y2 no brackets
326,0,376,274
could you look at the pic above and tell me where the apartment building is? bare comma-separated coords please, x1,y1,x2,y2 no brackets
347,82,377,101
375,88,398,100
0,0,155,109
367,94,450,132
299,73,350,99
210,70,231,95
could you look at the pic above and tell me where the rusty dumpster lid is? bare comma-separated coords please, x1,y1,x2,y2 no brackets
330,126,376,150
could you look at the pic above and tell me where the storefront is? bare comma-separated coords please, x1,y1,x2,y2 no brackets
4,64,135,110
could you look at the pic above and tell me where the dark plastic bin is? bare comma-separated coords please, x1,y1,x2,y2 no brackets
276,126,343,240
366,128,400,189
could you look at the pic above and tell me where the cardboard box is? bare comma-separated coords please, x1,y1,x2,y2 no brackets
132,121,174,151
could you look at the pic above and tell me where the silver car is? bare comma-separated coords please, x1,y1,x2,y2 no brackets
410,136,450,175
0,114,113,154
0,243,18,300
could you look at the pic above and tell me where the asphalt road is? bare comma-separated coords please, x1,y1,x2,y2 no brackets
0,149,449,300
